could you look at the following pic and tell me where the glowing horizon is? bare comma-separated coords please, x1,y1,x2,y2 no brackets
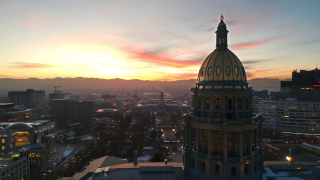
1,1,319,81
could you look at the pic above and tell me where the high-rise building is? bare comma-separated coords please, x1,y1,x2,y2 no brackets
51,99,94,123
8,89,45,108
278,68,320,101
260,98,320,136
49,90,70,107
116,99,123,113
252,90,271,113
183,16,264,180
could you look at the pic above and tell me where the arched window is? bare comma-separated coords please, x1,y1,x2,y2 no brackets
205,98,210,108
237,98,242,109
215,98,221,108
228,99,233,110
223,38,225,44
219,38,221,44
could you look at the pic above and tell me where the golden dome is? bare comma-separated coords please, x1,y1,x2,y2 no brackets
196,15,248,90
197,49,246,83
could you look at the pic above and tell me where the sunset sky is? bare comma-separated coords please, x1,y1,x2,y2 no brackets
0,0,320,81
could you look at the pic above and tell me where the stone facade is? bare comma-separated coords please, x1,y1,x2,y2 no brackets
182,15,264,180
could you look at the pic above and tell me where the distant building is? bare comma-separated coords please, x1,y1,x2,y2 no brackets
49,90,70,107
0,148,30,180
95,109,119,118
0,120,56,154
278,68,320,101
51,100,94,123
132,92,191,115
0,103,41,122
94,99,112,109
116,99,123,113
8,89,45,108
260,98,320,136
252,90,271,113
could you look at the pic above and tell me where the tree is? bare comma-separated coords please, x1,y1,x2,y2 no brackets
150,153,164,162
151,130,157,140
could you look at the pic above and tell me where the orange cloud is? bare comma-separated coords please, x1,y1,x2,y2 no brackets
121,47,203,68
231,35,296,50
9,62,55,69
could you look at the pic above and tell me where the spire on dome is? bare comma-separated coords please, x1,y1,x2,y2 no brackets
215,15,229,49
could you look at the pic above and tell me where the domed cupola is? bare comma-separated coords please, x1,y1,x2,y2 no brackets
183,15,264,180
196,15,249,91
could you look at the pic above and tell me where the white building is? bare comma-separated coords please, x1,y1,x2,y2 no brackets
260,98,320,136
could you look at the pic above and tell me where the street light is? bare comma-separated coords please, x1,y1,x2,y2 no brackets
286,156,291,162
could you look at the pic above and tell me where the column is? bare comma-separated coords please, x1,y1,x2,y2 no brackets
249,130,253,156
259,123,265,172
201,129,205,153
223,131,228,161
208,130,212,158
254,129,258,154
239,131,243,158
212,131,216,154
196,128,199,154
239,164,245,180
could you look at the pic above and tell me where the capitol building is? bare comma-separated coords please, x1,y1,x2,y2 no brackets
182,15,264,180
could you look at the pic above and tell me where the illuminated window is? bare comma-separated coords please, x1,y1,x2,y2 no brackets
216,67,221,76
216,113,221,119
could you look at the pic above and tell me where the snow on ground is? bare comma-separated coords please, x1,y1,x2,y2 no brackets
315,166,320,168
80,135,93,140
262,167,291,180
63,150,72,158
137,155,153,162
275,177,305,180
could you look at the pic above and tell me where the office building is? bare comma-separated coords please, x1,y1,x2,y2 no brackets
0,148,30,180
8,89,45,108
278,68,320,101
116,99,123,113
182,15,264,180
260,98,320,136
51,100,94,122
0,103,41,122
252,90,271,113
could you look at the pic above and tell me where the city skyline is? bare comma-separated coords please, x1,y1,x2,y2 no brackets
1,0,320,81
